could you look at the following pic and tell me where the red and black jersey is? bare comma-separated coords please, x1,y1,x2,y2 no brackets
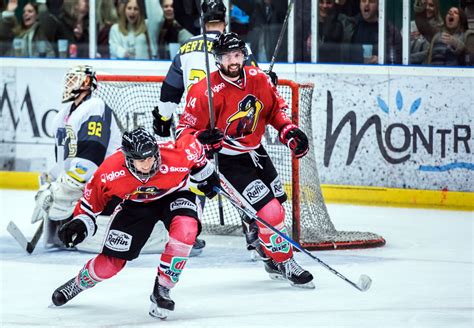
176,66,292,155
74,134,209,221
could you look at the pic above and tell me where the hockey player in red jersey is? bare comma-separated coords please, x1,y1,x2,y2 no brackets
51,127,221,319
176,32,314,288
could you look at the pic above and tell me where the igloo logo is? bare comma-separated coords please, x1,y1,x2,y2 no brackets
101,170,126,182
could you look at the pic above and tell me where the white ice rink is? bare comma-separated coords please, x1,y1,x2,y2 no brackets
1,189,473,327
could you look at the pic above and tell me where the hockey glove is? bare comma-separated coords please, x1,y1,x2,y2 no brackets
197,170,221,199
31,183,53,223
279,124,309,158
264,70,278,86
152,106,173,137
58,215,96,248
196,128,224,157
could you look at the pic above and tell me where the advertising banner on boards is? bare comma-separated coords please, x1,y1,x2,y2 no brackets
1,60,472,192
301,66,473,192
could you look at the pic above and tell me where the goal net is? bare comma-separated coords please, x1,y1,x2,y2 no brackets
93,75,385,250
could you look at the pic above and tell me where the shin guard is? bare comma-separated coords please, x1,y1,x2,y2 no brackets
78,254,126,289
256,199,293,263
158,216,197,288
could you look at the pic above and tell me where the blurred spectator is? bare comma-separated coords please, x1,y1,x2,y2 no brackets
427,7,468,66
462,0,474,29
409,20,430,64
243,0,288,62
230,3,250,36
39,0,90,58
348,0,402,64
1,0,15,56
143,0,163,59
304,0,355,63
413,0,444,43
157,0,192,59
109,0,152,59
96,0,118,58
173,0,200,35
465,29,474,65
334,0,359,17
1,0,54,57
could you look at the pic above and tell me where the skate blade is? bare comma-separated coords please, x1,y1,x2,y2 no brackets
290,281,315,289
149,303,170,320
250,249,265,262
268,272,285,281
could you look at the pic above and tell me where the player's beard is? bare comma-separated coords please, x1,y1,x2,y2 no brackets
221,63,243,78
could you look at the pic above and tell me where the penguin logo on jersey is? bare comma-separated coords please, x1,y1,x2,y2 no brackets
131,186,163,200
225,95,263,139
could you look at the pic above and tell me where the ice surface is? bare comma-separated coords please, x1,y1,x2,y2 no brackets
1,189,473,327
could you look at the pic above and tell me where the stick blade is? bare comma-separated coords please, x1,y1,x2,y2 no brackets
358,274,372,292
7,221,29,251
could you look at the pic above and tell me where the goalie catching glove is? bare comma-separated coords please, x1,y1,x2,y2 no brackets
31,172,85,223
196,128,224,157
58,214,97,248
152,106,173,137
279,124,309,158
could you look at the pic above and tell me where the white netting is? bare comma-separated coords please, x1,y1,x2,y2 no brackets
93,76,385,249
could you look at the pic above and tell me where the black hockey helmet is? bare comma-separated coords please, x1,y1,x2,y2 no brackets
212,32,248,57
122,127,160,180
202,0,226,23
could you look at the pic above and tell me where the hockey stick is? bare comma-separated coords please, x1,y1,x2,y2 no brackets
7,220,44,254
213,187,372,292
268,0,295,73
201,2,225,225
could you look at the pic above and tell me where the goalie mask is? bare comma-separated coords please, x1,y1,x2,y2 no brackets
212,32,248,75
202,0,226,24
122,127,160,181
62,65,97,103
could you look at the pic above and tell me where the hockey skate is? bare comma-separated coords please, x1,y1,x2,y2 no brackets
51,277,84,306
241,215,265,261
278,257,315,289
263,258,284,281
149,276,175,319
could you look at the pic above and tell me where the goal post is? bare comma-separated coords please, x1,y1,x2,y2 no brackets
94,75,385,250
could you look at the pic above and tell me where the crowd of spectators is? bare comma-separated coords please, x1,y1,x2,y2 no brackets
0,0,472,66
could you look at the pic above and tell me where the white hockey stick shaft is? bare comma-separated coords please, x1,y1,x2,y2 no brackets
213,187,372,292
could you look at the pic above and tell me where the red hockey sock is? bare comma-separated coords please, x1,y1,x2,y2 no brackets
158,216,197,288
77,254,126,289
256,199,293,263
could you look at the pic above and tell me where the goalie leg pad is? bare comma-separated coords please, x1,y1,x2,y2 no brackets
49,173,85,221
158,216,197,288
256,199,293,263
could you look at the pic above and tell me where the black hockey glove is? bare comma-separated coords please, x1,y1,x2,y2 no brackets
197,170,221,199
264,70,278,86
196,128,224,157
279,124,309,158
58,216,91,248
152,106,173,137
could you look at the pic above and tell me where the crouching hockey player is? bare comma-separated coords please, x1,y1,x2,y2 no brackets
31,65,122,249
176,32,314,288
51,127,220,319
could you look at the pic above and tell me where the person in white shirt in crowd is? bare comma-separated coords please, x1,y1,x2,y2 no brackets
109,0,155,59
